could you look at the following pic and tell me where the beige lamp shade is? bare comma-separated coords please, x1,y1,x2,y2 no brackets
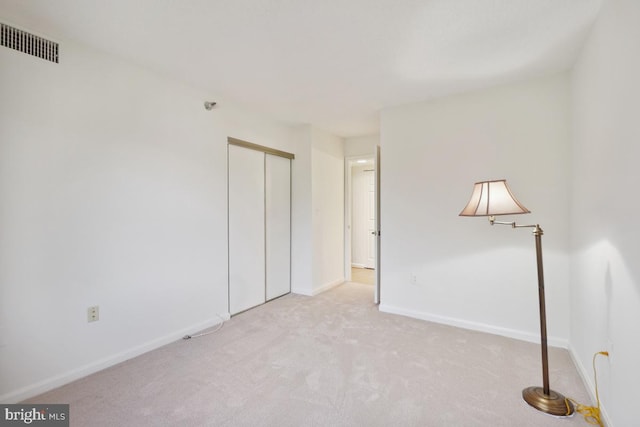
459,179,530,216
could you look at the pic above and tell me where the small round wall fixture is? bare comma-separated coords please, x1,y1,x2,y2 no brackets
204,101,217,110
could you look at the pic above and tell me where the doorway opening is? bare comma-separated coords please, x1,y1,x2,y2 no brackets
345,150,380,303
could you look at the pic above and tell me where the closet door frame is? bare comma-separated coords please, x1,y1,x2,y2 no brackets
228,137,294,161
227,137,294,316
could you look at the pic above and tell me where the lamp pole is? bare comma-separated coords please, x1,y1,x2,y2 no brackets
533,225,550,396
490,218,573,416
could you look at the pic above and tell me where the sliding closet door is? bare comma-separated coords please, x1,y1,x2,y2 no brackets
228,145,265,315
265,154,291,300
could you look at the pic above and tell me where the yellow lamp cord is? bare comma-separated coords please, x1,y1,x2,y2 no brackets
566,351,609,427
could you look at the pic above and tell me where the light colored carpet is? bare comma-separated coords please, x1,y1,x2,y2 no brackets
26,283,592,426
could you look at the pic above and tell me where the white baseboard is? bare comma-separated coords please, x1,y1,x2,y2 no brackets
311,278,345,296
292,278,347,297
378,303,568,348
0,315,229,404
568,346,613,427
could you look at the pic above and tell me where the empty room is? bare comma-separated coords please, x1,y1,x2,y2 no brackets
0,1,638,426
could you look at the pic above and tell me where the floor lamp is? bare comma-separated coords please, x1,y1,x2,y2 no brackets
459,179,574,417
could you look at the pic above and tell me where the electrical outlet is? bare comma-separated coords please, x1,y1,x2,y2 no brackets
410,273,417,285
87,306,99,322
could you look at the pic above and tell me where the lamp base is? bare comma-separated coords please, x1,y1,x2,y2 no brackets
522,386,574,416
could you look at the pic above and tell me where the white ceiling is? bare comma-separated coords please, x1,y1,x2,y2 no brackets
1,0,602,137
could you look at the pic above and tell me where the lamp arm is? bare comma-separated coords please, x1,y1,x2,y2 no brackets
488,216,538,230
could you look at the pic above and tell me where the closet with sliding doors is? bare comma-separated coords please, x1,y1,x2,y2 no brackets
227,137,293,315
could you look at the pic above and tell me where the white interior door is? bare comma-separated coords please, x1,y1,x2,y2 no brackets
228,145,266,315
351,166,367,268
265,154,291,300
366,169,376,269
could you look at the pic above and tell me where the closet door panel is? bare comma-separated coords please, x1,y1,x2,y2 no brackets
228,145,265,315
265,154,291,300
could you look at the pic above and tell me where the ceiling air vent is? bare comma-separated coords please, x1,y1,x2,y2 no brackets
1,22,59,63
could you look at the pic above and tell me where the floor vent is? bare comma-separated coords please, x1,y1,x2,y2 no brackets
1,22,59,63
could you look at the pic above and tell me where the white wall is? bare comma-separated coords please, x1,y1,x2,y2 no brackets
311,128,345,294
0,34,299,402
379,74,572,346
290,125,345,296
569,0,640,425
290,126,314,295
344,134,379,158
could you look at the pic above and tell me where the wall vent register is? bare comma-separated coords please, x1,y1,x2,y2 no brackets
1,22,59,63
